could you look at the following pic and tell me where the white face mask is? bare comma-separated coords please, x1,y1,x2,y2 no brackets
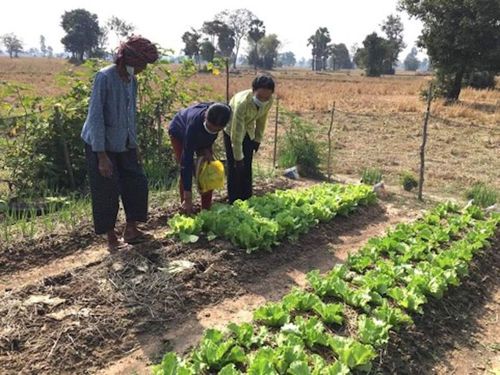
253,95,268,108
203,121,219,135
126,65,134,76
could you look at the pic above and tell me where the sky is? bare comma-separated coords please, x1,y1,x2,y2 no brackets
0,0,426,61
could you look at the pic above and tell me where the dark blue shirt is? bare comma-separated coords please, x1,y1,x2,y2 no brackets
169,103,217,191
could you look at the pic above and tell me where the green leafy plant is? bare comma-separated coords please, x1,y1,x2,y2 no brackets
312,302,344,325
191,329,246,372
387,287,427,313
152,352,194,375
328,336,377,371
247,348,278,375
283,289,321,313
253,303,290,328
400,171,418,191
357,315,392,348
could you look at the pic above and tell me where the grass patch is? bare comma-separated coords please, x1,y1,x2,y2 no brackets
360,168,383,185
465,182,498,208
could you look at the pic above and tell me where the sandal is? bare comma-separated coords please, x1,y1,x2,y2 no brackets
124,232,154,245
108,239,133,252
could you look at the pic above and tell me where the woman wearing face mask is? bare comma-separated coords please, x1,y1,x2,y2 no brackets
81,36,159,251
169,103,232,214
224,74,275,203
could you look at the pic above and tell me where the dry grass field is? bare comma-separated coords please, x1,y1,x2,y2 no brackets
1,57,499,198
194,68,499,197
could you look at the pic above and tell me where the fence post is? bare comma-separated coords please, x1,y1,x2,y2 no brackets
225,58,230,104
327,101,336,181
155,103,162,162
418,83,433,201
272,97,280,169
54,105,75,190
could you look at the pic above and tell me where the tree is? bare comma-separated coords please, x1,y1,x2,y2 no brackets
216,9,257,68
278,51,297,67
200,20,234,59
1,33,23,58
27,48,39,56
381,14,406,74
404,47,420,71
107,16,135,41
420,58,430,72
248,19,266,70
216,24,235,59
259,34,281,70
308,27,332,71
182,28,201,65
95,25,109,58
61,9,101,62
202,20,225,46
47,46,54,58
330,43,353,69
355,33,390,77
399,0,500,100
200,39,215,62
40,35,47,57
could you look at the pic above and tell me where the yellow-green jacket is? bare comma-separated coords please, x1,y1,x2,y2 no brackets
224,89,274,161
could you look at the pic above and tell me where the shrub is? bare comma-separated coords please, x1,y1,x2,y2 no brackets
400,171,418,192
278,112,323,178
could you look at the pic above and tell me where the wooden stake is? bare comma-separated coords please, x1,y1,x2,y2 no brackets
418,83,433,201
156,104,162,162
225,58,230,104
272,97,280,168
327,102,336,181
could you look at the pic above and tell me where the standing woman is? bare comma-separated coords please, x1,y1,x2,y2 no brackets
224,74,275,203
169,102,232,214
81,36,159,250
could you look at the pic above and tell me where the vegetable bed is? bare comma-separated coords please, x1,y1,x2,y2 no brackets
155,202,499,374
167,183,376,251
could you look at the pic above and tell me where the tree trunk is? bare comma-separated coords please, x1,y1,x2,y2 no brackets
254,44,258,71
233,39,240,69
447,68,464,101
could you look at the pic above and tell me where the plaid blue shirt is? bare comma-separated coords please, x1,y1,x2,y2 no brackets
81,65,138,152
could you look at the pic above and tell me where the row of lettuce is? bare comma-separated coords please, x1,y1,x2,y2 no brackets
167,183,377,251
158,201,499,374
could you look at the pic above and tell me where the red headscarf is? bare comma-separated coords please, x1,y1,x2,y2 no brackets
115,35,159,68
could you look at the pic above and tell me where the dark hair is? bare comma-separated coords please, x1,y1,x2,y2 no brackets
206,103,232,127
252,74,275,92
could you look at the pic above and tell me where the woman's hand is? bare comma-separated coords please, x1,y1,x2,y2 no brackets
201,148,214,162
97,152,113,178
